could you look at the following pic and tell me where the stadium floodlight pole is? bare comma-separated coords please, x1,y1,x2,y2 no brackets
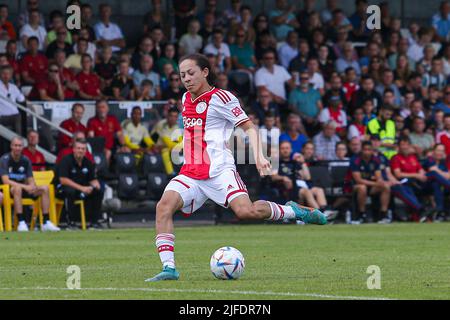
0,95,74,139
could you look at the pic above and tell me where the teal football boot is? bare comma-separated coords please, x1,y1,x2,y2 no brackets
285,201,328,225
145,266,180,282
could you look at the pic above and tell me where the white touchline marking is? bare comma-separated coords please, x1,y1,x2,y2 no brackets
0,287,394,300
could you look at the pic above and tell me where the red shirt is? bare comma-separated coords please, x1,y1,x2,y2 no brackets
56,147,94,164
343,82,359,102
7,57,20,77
58,118,88,150
60,68,76,99
22,147,46,171
75,71,101,98
19,52,48,83
87,115,122,150
0,21,16,39
391,153,423,174
30,77,59,100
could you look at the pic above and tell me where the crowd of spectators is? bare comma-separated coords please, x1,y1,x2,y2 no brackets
0,0,450,227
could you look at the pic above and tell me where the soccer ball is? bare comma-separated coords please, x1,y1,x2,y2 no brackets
210,246,245,280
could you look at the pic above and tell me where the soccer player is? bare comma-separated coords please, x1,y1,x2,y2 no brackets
146,53,328,282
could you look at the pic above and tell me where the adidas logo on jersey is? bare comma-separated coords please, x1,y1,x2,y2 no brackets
227,184,234,191
183,117,203,128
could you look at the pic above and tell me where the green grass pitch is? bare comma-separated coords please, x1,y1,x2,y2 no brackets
0,223,449,300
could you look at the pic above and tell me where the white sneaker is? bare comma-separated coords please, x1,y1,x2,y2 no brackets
350,220,361,225
377,218,392,224
324,210,339,221
17,221,29,232
42,221,61,232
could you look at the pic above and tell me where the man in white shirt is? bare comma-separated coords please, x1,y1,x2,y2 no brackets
255,49,294,104
94,4,126,53
0,65,25,135
407,27,433,63
19,9,47,53
203,29,231,73
178,19,203,56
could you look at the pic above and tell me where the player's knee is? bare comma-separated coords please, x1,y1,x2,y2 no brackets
355,185,367,195
156,199,174,220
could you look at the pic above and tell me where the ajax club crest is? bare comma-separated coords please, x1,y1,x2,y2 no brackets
196,102,207,114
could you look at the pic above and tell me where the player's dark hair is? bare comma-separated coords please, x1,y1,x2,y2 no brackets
72,103,85,112
179,53,217,86
362,141,372,149
27,36,39,44
168,106,179,114
398,136,411,144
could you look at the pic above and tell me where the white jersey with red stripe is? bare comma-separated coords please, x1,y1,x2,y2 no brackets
180,87,250,180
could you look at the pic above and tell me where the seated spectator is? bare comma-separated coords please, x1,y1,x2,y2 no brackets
0,65,25,135
400,72,424,100
318,95,347,138
132,54,160,99
313,120,341,161
229,27,256,73
301,141,317,165
17,0,45,30
18,9,47,53
74,27,97,62
56,131,94,164
57,139,104,229
150,107,182,176
268,0,299,42
137,79,157,101
19,36,48,85
45,27,74,59
178,19,203,57
335,42,361,76
95,45,116,90
0,137,59,232
30,62,65,101
288,38,310,74
348,137,362,158
162,72,184,101
5,40,20,85
416,44,435,75
46,10,72,44
382,88,400,111
54,49,78,100
422,57,447,91
108,60,136,100
279,113,308,155
323,73,348,108
172,0,196,39
94,3,125,53
407,27,433,63
423,144,450,219
156,43,178,74
216,72,229,90
64,37,89,73
87,100,128,164
271,141,336,214
347,108,367,141
288,71,321,135
391,137,438,222
58,103,88,151
255,30,277,64
122,106,155,156
79,3,96,41
342,67,359,103
331,141,350,163
393,54,412,88
203,29,232,73
429,109,445,136
350,141,391,223
131,36,159,70
255,49,293,105
351,75,382,116
367,104,397,159
277,30,298,69
317,44,335,81
158,63,175,91
199,11,216,44
424,85,442,113
22,129,45,171
0,4,16,40
142,0,167,35
431,0,450,42
75,54,103,100
375,69,402,107
260,111,280,154
436,114,450,156
252,88,281,127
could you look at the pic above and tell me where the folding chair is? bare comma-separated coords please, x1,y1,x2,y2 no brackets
0,206,4,232
32,171,57,226
55,198,86,231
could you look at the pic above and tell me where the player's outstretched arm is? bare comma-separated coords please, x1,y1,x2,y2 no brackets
238,120,271,176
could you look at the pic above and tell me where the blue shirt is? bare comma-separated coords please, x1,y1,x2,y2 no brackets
279,133,308,154
432,13,450,39
288,87,321,118
269,10,296,41
422,157,449,172
376,153,390,181
350,154,381,181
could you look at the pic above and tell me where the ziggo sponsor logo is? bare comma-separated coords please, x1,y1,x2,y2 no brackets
183,117,203,128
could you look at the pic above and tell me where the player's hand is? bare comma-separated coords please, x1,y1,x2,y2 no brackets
256,157,272,177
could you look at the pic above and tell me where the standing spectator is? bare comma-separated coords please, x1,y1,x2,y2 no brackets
203,29,232,73
0,65,25,135
269,0,299,42
0,4,16,40
431,1,450,42
350,141,391,223
22,129,45,171
255,49,293,105
410,116,435,159
277,30,299,69
19,36,48,85
45,27,74,59
173,0,196,39
75,54,103,100
279,113,308,154
95,45,116,91
58,103,88,151
0,137,59,232
87,100,128,164
313,120,341,161
58,139,104,229
109,60,136,101
252,88,281,127
94,4,126,53
18,9,46,53
178,19,203,57
132,54,160,99
288,71,322,134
